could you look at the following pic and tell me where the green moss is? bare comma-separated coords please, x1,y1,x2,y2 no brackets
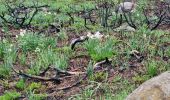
0,91,21,100
16,78,25,90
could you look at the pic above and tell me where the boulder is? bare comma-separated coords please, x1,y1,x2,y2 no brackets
114,23,136,32
126,71,170,100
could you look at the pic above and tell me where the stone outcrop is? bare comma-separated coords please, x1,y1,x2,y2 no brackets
126,71,170,100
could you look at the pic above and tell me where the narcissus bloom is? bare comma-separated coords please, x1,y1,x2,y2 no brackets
19,29,26,37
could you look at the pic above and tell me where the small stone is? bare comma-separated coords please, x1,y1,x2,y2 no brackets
118,66,126,72
114,23,136,32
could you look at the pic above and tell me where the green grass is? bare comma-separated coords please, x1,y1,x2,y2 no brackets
84,38,117,61
70,79,135,100
0,0,169,100
0,91,21,100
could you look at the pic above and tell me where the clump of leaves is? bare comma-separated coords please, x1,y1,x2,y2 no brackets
89,72,107,82
26,82,47,100
16,78,25,90
18,53,27,66
70,79,134,100
17,32,57,53
0,0,41,28
132,75,150,84
146,60,158,77
0,91,21,100
87,61,94,78
0,65,11,78
57,30,68,40
84,38,116,61
32,11,55,27
28,92,47,100
27,82,42,92
0,41,17,78
28,48,68,75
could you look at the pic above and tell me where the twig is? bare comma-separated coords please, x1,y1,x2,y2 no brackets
39,66,85,77
123,12,136,29
70,36,88,50
55,58,112,91
0,34,16,38
143,7,150,26
151,11,166,30
27,3,38,26
54,67,86,76
12,67,61,84
94,57,112,69
54,74,87,91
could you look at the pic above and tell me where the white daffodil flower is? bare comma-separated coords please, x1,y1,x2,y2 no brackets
10,44,13,47
20,29,26,37
48,12,52,14
35,47,41,53
94,31,103,39
87,31,103,39
8,48,12,52
2,39,7,43
16,35,18,38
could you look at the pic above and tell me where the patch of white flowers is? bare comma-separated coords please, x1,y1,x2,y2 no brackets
136,13,140,17
16,29,26,38
87,31,104,39
19,29,26,37
8,48,12,52
8,44,14,52
2,39,7,43
44,12,52,16
35,47,41,53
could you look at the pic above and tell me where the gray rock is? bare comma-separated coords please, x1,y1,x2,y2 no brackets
126,71,170,100
114,23,136,32
115,1,136,14
165,0,170,4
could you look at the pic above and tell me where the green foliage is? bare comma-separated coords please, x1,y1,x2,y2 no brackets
70,79,134,100
0,0,40,28
26,82,47,100
17,33,57,53
0,0,170,100
132,75,150,84
16,78,25,90
28,48,68,75
57,30,68,40
18,53,27,66
87,61,94,78
0,65,11,78
27,82,42,91
0,40,17,78
0,91,21,100
28,92,47,100
71,17,85,33
85,38,116,61
146,60,158,77
89,72,107,82
32,12,55,27
0,41,17,63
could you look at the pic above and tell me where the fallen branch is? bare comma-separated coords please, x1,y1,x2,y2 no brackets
0,34,16,38
123,12,136,29
70,36,88,50
54,58,112,91
56,74,87,91
94,57,112,69
39,66,85,77
12,67,61,84
151,11,166,30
